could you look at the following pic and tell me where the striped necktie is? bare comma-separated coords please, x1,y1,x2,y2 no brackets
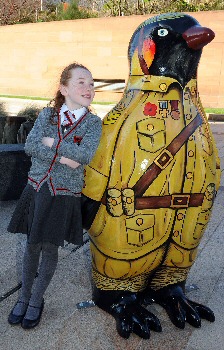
62,110,76,127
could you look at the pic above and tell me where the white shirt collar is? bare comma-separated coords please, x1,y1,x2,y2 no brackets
60,103,87,124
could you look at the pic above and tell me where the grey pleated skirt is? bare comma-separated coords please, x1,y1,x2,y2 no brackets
7,182,83,247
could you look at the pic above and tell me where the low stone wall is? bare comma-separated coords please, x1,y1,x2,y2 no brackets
0,144,31,201
208,114,224,121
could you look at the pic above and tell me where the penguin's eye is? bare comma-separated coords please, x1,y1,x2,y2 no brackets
157,28,169,37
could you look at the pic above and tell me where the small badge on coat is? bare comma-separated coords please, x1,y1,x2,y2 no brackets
143,102,157,116
74,136,83,145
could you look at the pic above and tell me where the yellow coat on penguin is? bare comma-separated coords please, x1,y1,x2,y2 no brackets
83,74,220,292
82,13,220,295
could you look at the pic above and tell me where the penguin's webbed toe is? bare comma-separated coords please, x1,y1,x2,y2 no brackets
93,288,161,339
111,298,162,339
145,282,215,329
185,299,215,323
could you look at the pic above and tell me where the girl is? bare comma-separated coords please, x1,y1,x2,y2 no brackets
7,62,102,329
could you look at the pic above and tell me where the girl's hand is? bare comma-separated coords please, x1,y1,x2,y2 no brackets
60,156,80,169
42,137,54,148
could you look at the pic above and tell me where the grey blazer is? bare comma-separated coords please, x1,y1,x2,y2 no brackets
25,107,102,196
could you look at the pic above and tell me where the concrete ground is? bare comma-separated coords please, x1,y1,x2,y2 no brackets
0,98,224,349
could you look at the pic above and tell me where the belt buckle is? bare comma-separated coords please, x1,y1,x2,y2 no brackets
154,149,173,170
171,194,190,208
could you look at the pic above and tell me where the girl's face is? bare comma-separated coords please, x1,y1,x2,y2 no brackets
60,67,95,110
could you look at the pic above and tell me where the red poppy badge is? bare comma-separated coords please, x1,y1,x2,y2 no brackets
143,102,157,116
74,136,83,145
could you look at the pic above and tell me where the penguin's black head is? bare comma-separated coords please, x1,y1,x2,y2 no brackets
128,13,215,87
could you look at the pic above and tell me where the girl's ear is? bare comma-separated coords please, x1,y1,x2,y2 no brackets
59,84,67,96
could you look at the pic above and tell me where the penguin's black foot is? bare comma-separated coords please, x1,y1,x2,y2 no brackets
93,288,162,339
145,282,215,329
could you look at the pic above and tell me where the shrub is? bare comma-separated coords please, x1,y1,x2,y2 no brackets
0,102,8,118
17,105,41,122
16,105,41,143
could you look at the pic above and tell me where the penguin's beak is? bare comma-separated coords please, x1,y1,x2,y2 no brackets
182,25,215,50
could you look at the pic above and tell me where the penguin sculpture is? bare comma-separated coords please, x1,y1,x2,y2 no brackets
82,12,221,339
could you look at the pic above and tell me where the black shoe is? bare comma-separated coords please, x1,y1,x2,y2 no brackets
21,299,44,329
8,301,28,325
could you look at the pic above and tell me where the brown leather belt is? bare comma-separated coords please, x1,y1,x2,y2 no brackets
135,193,204,210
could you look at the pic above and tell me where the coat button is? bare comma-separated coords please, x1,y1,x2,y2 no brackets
186,172,193,179
188,150,194,157
159,83,167,91
177,213,184,220
136,218,144,226
173,230,179,237
147,124,154,131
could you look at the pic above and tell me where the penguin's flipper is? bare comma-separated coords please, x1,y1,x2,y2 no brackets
93,288,162,339
145,282,215,329
81,194,101,230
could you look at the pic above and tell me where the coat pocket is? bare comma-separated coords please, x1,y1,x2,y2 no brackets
126,213,155,247
136,118,165,153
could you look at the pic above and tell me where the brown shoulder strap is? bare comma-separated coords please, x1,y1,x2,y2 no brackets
133,113,203,197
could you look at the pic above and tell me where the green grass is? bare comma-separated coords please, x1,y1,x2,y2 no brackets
0,95,223,111
0,95,50,101
0,94,115,105
93,101,116,105
205,108,224,114
0,94,50,101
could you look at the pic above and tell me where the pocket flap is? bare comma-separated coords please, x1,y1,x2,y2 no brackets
137,118,165,136
126,214,155,231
